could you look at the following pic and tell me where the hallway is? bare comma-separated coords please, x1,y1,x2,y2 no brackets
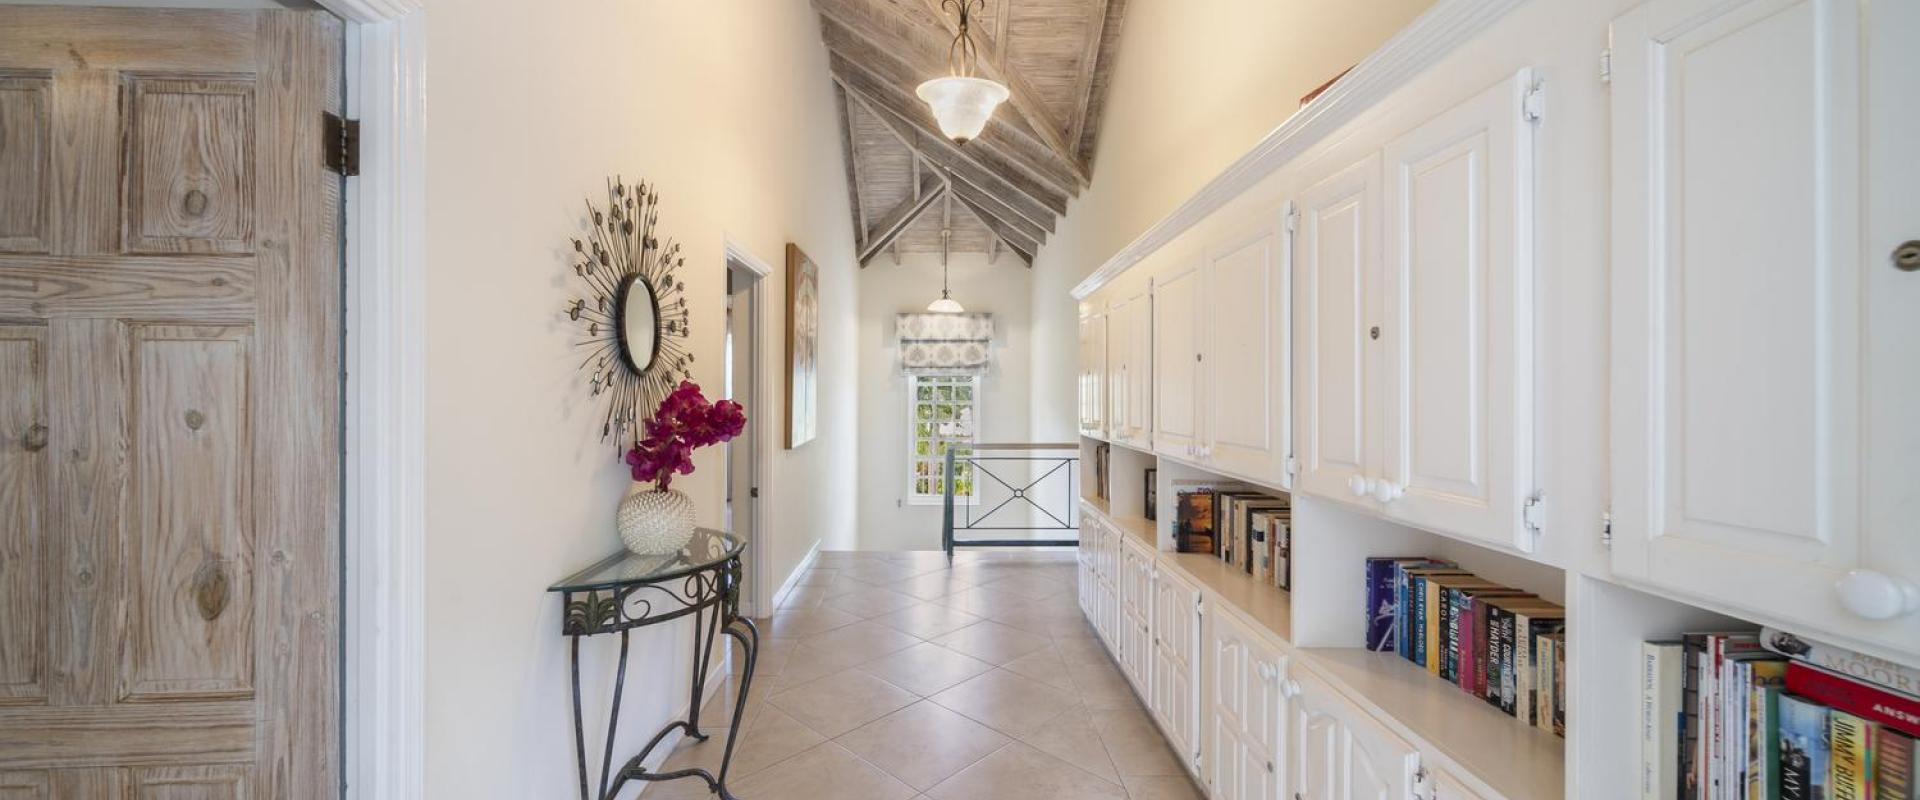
653,550,1202,800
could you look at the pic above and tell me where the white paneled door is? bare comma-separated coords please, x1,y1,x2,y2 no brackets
1151,567,1202,773
1288,672,1419,800
1203,215,1292,488
1379,70,1538,552
1209,610,1286,800
1610,0,1920,660
1294,155,1381,505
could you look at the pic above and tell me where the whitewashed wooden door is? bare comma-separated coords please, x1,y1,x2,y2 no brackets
1379,71,1537,552
1289,672,1418,800
1204,214,1291,487
1287,672,1343,800
1294,155,1381,505
1110,290,1153,448
1153,262,1203,459
1120,540,1154,690
1610,0,1920,659
1210,610,1286,800
0,8,342,797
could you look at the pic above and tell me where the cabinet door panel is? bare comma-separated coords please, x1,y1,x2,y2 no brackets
1152,569,1200,766
1610,0,1920,657
1205,219,1289,485
1380,71,1536,552
1078,313,1107,437
1153,263,1202,457
1295,155,1380,504
1127,292,1155,442
1289,681,1341,800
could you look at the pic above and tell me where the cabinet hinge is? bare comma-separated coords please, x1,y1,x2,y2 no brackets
1284,454,1299,479
1599,47,1613,85
1522,491,1546,537
1521,80,1546,124
323,111,360,176
1283,201,1298,235
1601,509,1614,549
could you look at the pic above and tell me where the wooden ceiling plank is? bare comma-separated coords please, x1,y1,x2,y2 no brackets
838,86,871,250
816,11,1080,203
1066,0,1112,162
1075,0,1129,166
910,0,1089,186
859,170,946,266
956,190,1036,265
948,177,1044,249
836,65,1061,228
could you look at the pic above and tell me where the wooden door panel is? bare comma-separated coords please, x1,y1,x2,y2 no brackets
1295,155,1378,504
1380,71,1534,552
0,73,52,254
0,325,48,705
1204,221,1282,483
1152,265,1200,456
125,325,254,702
0,9,341,795
123,76,256,255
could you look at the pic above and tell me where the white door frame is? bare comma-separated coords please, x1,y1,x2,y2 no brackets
314,1,428,798
724,237,777,618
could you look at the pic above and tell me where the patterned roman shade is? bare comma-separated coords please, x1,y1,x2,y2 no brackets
897,312,995,375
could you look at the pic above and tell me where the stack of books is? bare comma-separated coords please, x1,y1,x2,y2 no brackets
1172,488,1292,590
1639,627,1919,799
1364,557,1565,735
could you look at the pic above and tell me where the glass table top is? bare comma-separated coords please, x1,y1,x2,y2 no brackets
548,528,745,592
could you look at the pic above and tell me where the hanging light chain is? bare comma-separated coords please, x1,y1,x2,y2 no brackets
943,0,986,78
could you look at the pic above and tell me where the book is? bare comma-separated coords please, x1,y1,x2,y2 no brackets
1644,641,1685,800
1779,693,1832,800
1483,598,1562,717
1428,576,1513,683
1454,586,1533,695
1143,467,1157,520
1174,490,1216,554
1402,567,1468,668
1788,660,1920,738
1829,710,1872,800
1232,497,1288,575
1393,561,1453,658
1537,633,1557,734
1764,626,1920,699
1272,516,1293,590
1364,557,1424,652
1748,659,1789,799
1553,630,1566,736
1878,728,1916,800
1682,635,1708,800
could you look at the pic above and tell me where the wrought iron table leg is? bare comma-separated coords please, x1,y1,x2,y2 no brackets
598,630,631,800
571,637,589,800
711,616,760,798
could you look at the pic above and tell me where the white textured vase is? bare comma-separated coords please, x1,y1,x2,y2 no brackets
618,487,696,555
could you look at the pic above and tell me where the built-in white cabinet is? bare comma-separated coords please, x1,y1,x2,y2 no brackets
1202,217,1294,488
1431,768,1494,800
1108,288,1154,449
1607,0,1920,659
1150,566,1203,773
1077,309,1108,439
1120,536,1156,691
1287,670,1420,800
1152,261,1203,459
1208,610,1288,800
1292,71,1542,554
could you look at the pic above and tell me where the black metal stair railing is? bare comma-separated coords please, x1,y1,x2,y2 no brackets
941,442,1080,556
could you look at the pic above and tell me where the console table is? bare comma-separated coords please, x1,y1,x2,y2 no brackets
548,529,758,800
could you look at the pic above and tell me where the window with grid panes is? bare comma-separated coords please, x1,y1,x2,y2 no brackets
908,374,979,504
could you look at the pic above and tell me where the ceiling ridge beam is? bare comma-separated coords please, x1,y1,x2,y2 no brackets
835,62,1062,227
815,5,1081,200
912,0,1089,187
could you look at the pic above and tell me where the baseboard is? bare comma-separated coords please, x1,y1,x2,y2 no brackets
629,657,736,797
768,539,821,613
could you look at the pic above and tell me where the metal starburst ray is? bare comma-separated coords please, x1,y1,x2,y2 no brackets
563,177,695,453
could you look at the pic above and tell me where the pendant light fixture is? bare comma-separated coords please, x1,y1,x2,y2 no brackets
916,0,1010,145
927,254,965,313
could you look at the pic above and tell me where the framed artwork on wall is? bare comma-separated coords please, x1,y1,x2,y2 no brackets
784,243,820,448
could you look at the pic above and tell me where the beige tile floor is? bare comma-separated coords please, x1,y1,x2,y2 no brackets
649,550,1205,800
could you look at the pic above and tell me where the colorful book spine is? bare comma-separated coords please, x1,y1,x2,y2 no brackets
1553,632,1566,736
1644,641,1684,800
1681,635,1707,800
1455,591,1476,692
1829,710,1873,800
1779,693,1832,800
1787,660,1920,738
1878,728,1916,800
1364,558,1409,652
1425,576,1443,676
1749,660,1788,800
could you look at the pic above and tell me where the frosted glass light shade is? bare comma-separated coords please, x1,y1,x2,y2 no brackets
916,76,1010,144
927,295,966,314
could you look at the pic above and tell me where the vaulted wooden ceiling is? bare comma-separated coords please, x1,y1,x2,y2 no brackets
814,0,1129,266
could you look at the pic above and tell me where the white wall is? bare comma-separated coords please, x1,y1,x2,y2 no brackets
420,1,858,796
1028,0,1436,439
856,253,1034,550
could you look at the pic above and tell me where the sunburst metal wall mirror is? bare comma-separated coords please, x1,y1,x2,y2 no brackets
565,177,693,450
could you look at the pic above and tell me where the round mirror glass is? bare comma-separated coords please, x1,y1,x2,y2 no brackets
621,277,659,373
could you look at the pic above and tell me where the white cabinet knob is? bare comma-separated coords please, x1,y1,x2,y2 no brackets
1372,480,1404,503
1836,569,1920,620
1281,679,1300,699
1348,475,1374,497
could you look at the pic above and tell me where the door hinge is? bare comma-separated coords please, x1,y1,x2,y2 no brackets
1522,491,1546,537
1283,202,1298,235
1599,47,1613,85
1601,509,1614,549
1521,80,1546,124
323,111,360,176
749,487,760,499
1284,454,1299,479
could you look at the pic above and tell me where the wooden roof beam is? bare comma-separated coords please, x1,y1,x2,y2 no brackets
1065,0,1112,163
858,169,946,267
837,86,870,251
948,178,1042,258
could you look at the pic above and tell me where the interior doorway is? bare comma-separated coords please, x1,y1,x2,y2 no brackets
724,250,770,617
